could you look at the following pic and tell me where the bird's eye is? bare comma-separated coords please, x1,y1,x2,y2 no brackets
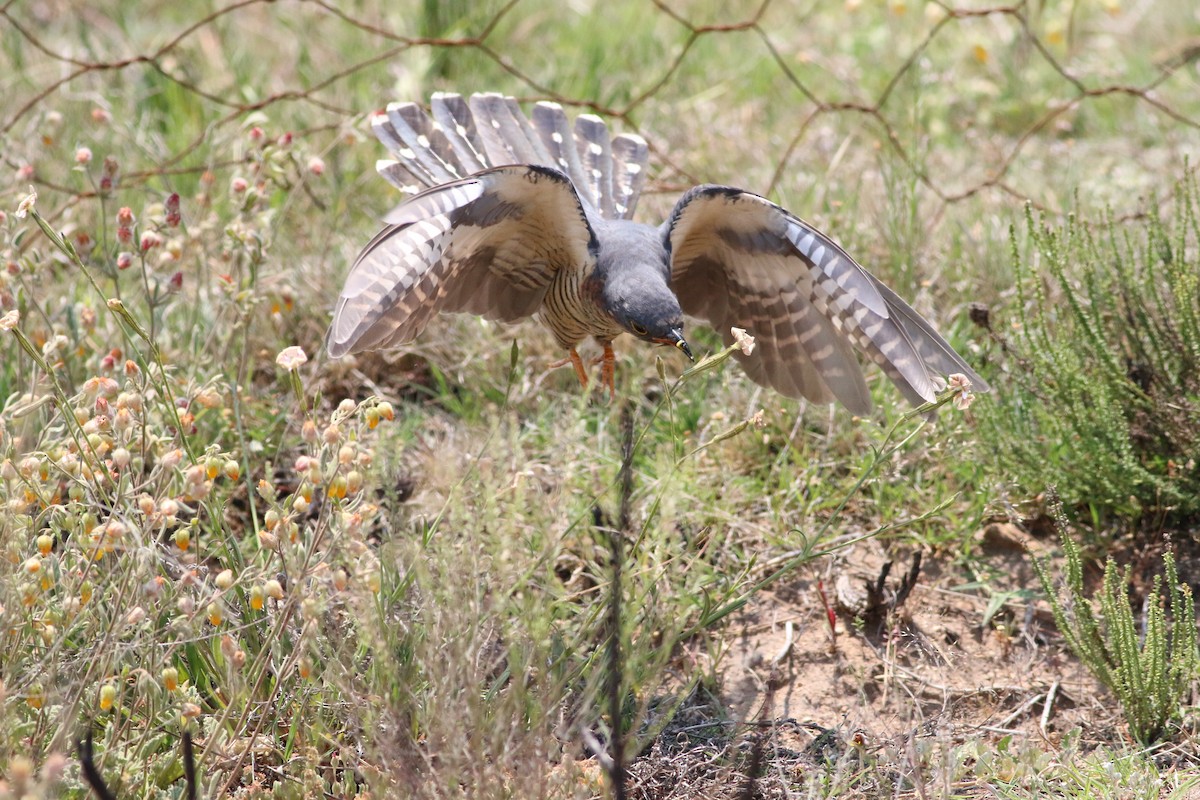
630,322,648,336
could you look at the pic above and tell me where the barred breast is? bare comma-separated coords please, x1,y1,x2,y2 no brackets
540,263,624,349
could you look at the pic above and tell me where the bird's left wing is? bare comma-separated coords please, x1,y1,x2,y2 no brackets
665,185,988,414
327,164,598,357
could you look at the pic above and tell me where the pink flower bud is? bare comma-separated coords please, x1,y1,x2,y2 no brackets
117,207,135,226
231,177,248,194
75,147,93,165
167,271,183,293
165,193,181,227
92,108,112,124
140,231,162,252
16,164,34,181
116,252,133,270
277,132,293,147
249,126,265,142
307,156,325,176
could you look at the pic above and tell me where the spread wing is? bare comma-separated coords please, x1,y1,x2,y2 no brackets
665,185,989,414
327,165,598,357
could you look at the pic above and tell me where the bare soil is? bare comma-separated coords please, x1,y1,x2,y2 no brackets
619,522,1164,798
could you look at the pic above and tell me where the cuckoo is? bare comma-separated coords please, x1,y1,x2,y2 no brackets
327,93,988,412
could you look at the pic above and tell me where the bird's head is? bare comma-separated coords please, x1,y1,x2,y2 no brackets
595,222,694,361
608,286,693,362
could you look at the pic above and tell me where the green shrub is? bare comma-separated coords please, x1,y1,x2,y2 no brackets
1033,514,1198,745
980,172,1200,525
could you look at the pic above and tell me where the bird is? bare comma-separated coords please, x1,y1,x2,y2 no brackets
327,92,988,413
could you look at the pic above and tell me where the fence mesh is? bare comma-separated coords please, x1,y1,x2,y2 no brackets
3,0,1197,231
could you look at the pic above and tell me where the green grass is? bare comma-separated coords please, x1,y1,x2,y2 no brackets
1,0,1199,797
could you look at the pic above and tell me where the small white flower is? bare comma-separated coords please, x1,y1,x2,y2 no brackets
0,310,18,332
276,345,308,371
948,373,976,411
14,187,36,219
731,327,756,356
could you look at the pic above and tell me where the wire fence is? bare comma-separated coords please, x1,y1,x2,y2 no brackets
3,0,1197,229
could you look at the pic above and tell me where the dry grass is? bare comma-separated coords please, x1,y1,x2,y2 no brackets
1,1,1199,798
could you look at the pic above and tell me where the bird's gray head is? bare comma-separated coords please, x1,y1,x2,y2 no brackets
609,287,692,361
596,222,694,361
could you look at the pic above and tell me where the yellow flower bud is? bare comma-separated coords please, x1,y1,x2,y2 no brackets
36,534,53,555
328,476,347,500
99,683,117,711
215,569,233,590
265,579,284,600
162,667,179,692
249,584,265,611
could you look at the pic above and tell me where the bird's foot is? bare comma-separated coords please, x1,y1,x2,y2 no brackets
548,349,591,388
600,342,616,400
548,347,615,400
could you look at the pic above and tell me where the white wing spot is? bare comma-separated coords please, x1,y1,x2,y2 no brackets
588,143,603,156
417,135,430,148
626,163,642,174
551,132,564,143
400,148,415,159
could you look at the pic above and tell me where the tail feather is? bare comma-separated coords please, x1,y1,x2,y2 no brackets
387,102,464,180
468,93,524,166
574,114,615,218
371,93,648,220
372,113,444,187
481,94,542,165
503,96,557,167
430,92,489,174
372,103,457,184
531,101,594,206
376,159,431,194
610,134,649,218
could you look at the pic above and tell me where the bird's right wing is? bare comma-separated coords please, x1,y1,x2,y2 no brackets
327,165,598,358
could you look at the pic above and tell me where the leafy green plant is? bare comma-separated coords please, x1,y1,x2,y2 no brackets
980,171,1200,526
1033,515,1198,745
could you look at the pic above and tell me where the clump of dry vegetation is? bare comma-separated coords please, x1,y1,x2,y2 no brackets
2,0,1199,797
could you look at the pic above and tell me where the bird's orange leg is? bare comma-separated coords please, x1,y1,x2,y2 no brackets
600,341,616,399
548,348,591,387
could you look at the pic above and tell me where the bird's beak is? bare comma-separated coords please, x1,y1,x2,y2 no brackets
669,328,694,362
